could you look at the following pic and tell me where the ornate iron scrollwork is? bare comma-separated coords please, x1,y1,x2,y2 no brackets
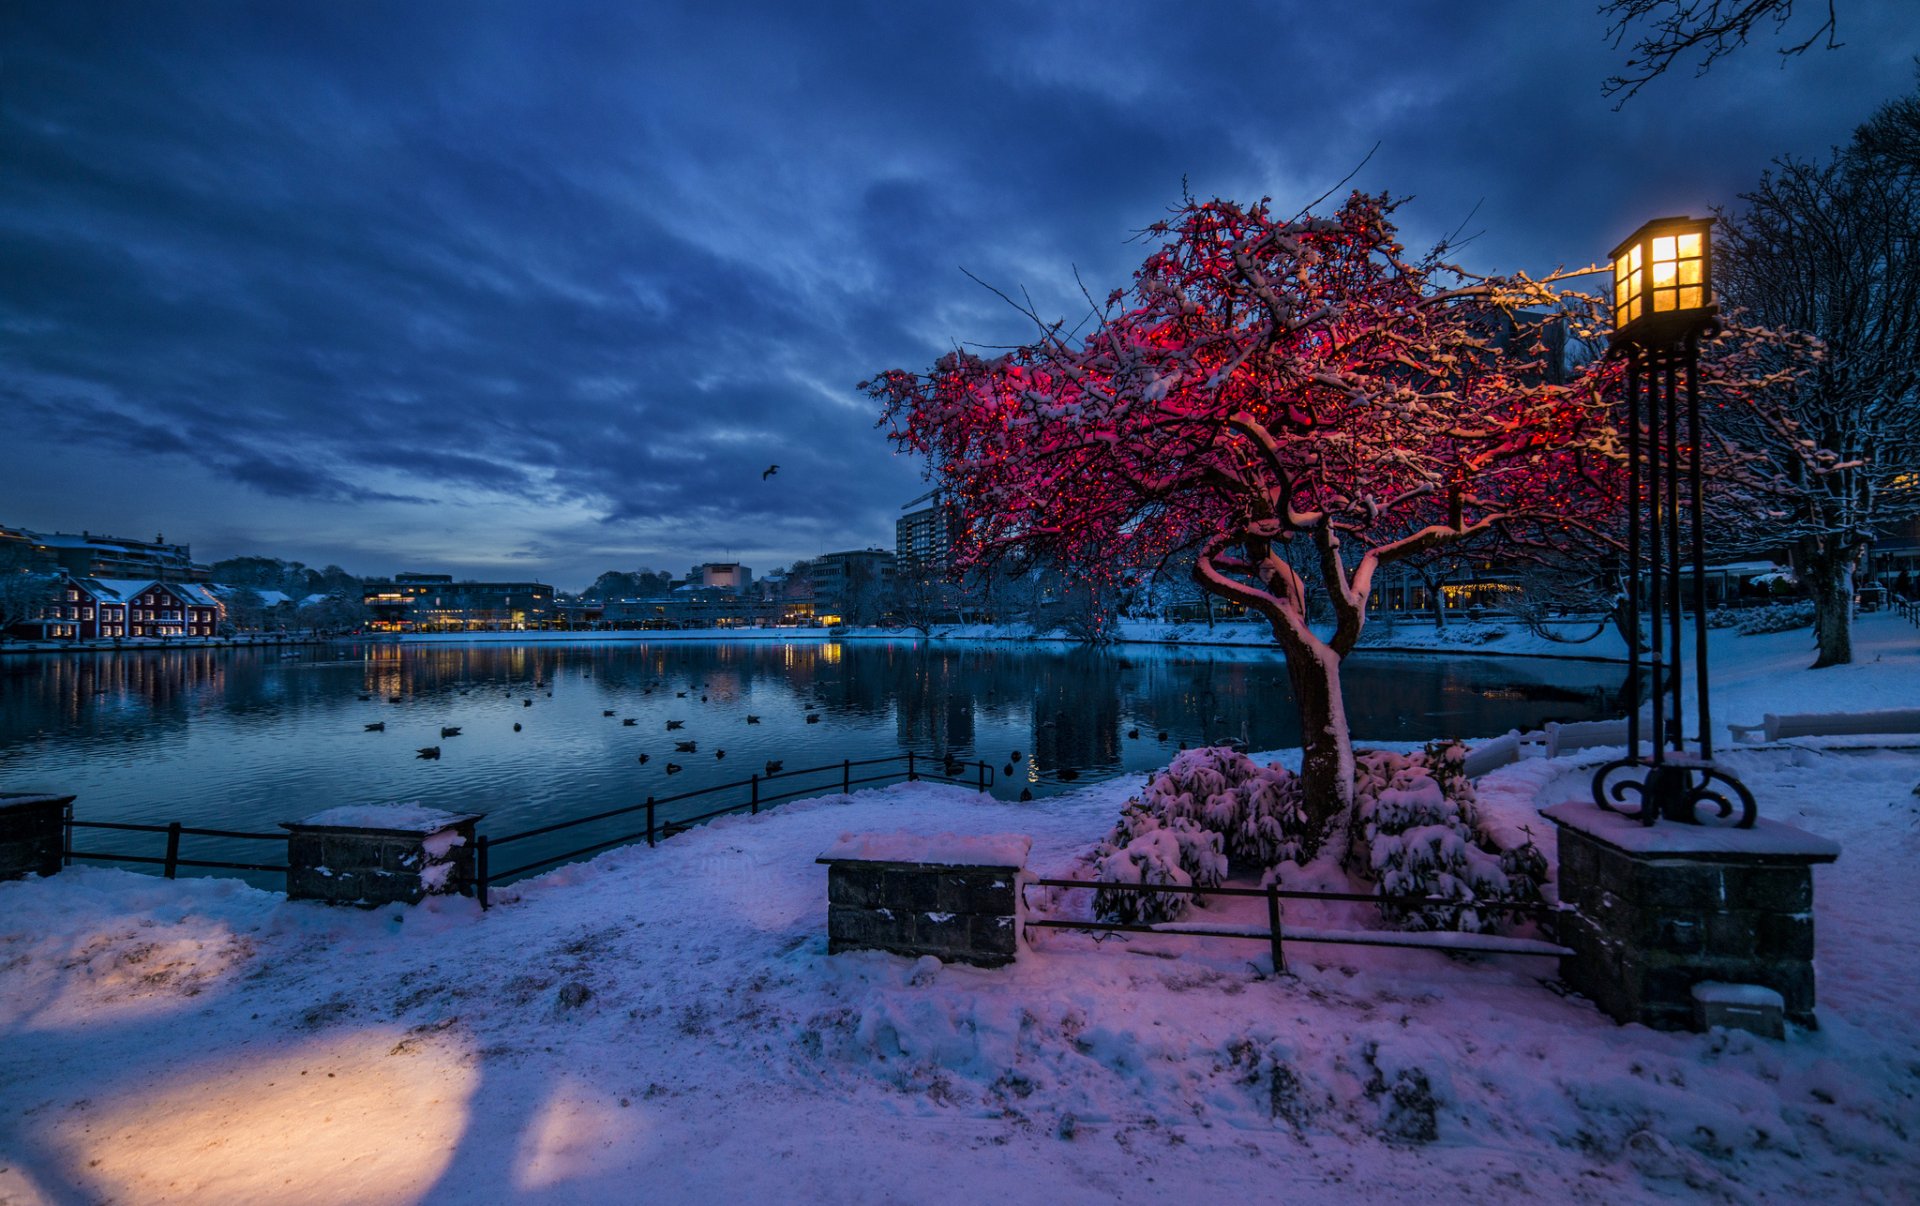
1592,757,1756,828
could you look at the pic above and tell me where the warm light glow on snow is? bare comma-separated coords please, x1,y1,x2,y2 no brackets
40,1029,477,1204
512,1074,655,1192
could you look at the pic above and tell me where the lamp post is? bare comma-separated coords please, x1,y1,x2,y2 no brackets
1592,215,1756,827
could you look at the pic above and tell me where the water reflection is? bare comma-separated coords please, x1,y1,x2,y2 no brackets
0,640,1622,878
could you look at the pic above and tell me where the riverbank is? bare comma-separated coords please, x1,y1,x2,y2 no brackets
381,615,1633,661
0,635,335,657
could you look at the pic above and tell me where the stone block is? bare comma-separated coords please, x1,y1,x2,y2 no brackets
1724,865,1812,913
1702,912,1758,959
827,866,882,908
818,836,1028,968
1628,861,1724,911
0,794,71,882
1756,911,1815,961
1692,982,1786,1040
887,869,940,913
1548,801,1836,1032
282,807,482,907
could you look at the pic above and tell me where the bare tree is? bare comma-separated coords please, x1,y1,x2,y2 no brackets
0,543,61,637
1601,0,1842,103
1709,88,1920,665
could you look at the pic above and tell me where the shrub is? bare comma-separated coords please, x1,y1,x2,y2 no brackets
1345,741,1548,932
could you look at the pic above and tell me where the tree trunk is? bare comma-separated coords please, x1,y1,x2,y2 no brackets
1275,628,1354,843
1427,587,1447,630
1804,547,1856,668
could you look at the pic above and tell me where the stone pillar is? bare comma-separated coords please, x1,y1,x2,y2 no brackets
0,793,73,882
818,832,1030,968
1546,800,1839,1031
282,805,484,907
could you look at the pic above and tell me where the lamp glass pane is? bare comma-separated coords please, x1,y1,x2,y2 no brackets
1679,259,1702,285
1628,244,1642,271
1679,286,1703,309
1652,259,1677,286
1652,235,1676,261
1653,288,1675,312
1677,232,1702,258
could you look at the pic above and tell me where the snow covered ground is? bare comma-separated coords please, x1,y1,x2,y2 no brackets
2,616,1915,1204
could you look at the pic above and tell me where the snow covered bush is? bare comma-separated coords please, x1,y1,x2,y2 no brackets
1732,601,1815,636
1346,741,1547,933
1083,746,1308,924
1138,746,1313,867
1088,824,1215,925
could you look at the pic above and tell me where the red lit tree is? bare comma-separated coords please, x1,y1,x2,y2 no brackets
868,194,1625,838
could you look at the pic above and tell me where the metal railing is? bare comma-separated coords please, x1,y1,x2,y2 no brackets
1022,877,1571,972
475,751,995,907
1898,598,1920,628
65,811,289,878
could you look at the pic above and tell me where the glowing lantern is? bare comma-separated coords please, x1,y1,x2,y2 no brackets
1608,215,1714,341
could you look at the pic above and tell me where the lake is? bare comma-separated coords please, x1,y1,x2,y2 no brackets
0,638,1624,880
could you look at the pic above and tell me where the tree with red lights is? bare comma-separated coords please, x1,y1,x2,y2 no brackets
869,193,1623,837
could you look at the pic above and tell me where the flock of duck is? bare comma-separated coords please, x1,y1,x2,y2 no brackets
357,673,1158,793
359,677,822,777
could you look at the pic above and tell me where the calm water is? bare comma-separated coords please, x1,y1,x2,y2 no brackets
0,639,1623,880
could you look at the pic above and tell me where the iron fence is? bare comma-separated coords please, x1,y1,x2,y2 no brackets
1022,876,1572,972
64,807,289,878
474,751,994,906
55,750,996,903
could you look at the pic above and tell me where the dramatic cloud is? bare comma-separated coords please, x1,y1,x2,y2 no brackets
1,0,1910,589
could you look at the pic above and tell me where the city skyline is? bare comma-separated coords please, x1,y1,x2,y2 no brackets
3,2,1911,587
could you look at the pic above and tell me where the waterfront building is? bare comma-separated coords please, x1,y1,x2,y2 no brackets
19,529,210,583
360,574,554,631
810,549,895,626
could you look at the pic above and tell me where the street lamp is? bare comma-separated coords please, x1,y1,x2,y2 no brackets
1592,215,1756,827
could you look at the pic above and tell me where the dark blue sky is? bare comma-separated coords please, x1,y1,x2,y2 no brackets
3,2,1911,591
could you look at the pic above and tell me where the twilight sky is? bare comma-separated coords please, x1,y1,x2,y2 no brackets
2,2,1912,591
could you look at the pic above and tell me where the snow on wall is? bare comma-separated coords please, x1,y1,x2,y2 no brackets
818,830,1031,867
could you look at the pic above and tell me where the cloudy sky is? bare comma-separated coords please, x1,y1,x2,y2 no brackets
2,2,1912,591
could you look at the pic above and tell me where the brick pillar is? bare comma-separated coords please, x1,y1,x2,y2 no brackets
0,793,72,881
281,806,484,907
818,832,1030,967
1545,800,1839,1030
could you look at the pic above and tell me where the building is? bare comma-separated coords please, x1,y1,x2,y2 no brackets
20,529,210,583
688,562,752,592
896,491,961,575
810,549,895,625
13,576,219,641
361,574,555,631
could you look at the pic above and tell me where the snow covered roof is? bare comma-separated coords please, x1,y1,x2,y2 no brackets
167,583,221,607
88,578,158,601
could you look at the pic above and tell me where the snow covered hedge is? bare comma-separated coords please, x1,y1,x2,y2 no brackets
1708,600,1815,635
1082,743,1548,933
